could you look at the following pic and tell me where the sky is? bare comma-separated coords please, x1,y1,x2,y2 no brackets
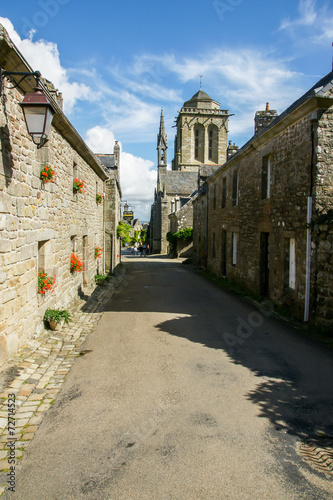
1,0,333,221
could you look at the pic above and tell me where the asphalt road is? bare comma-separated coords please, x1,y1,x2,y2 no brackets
7,254,333,499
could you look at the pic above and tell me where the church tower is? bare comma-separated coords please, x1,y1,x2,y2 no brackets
157,110,167,168
172,90,229,171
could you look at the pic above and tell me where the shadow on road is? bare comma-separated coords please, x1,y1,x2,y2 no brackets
101,258,333,441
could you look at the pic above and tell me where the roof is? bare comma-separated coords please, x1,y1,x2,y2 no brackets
199,165,223,178
207,70,333,183
96,154,115,170
161,171,198,195
183,90,220,109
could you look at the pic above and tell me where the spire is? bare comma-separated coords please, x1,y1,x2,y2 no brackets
157,109,167,168
158,109,166,141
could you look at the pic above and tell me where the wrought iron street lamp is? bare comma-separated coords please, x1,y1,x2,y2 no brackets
0,69,56,149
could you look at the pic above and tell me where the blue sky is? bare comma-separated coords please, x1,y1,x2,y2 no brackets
1,0,333,221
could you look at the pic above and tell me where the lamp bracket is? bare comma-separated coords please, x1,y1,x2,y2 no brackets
0,68,42,96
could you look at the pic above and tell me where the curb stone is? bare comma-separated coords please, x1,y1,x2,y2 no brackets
0,266,125,495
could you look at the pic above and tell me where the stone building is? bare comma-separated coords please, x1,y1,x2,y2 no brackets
0,25,121,366
96,142,122,274
193,72,333,328
150,92,230,254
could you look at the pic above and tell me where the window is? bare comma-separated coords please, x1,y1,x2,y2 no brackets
209,131,213,160
222,177,227,208
212,233,216,258
221,230,227,276
73,162,78,200
232,171,239,206
38,240,50,270
213,183,216,210
262,156,271,199
194,124,204,162
232,233,237,265
289,238,296,289
83,236,88,285
71,235,77,253
208,124,218,163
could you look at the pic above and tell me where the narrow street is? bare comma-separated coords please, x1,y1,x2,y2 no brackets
6,254,333,499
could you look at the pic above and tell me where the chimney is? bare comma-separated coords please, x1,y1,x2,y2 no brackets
227,140,239,160
56,92,63,111
254,103,278,135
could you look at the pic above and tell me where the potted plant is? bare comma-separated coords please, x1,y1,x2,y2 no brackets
95,245,103,259
96,192,104,204
44,309,71,331
95,274,108,285
70,253,84,273
38,268,56,295
40,164,56,183
73,178,85,193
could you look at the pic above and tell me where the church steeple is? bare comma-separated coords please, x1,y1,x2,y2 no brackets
157,109,167,167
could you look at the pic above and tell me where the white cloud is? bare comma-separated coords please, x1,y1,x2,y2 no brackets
0,17,93,114
85,126,116,154
280,0,317,30
132,50,303,140
279,0,333,44
85,126,156,221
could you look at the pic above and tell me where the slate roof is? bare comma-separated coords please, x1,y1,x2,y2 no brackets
162,170,198,195
96,154,115,170
184,90,213,107
199,165,222,178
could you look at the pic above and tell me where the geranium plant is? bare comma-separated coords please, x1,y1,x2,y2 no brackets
95,245,103,259
96,192,104,204
40,164,56,183
38,268,56,294
73,178,85,193
70,253,84,273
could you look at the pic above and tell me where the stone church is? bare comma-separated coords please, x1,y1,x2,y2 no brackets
150,90,233,254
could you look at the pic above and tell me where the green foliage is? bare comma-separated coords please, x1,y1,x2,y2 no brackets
167,227,193,245
140,228,147,243
95,274,108,285
44,309,71,325
117,221,131,243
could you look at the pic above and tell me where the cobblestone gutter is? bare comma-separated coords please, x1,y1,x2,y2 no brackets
0,266,125,495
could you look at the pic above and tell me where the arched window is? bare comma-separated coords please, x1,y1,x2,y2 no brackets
193,123,204,163
207,124,218,163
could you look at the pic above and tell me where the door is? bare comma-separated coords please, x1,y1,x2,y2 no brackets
260,232,269,295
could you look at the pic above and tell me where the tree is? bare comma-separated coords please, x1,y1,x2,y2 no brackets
117,221,131,246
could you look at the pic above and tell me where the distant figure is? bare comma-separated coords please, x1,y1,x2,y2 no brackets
134,245,138,256
146,244,150,255
139,245,143,257
131,246,134,255
143,244,147,257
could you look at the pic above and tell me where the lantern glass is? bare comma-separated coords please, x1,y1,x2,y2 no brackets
19,88,56,148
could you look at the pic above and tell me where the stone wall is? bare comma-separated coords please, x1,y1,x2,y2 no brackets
169,199,194,257
193,190,208,268
194,86,333,326
312,226,333,328
174,112,228,169
0,28,118,366
104,175,121,274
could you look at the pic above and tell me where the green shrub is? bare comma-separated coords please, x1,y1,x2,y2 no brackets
95,274,108,285
44,309,71,324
